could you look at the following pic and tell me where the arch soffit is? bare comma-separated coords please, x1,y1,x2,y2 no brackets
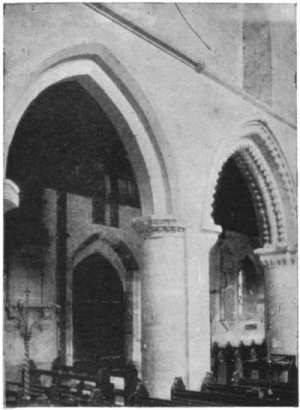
5,43,179,216
203,120,296,250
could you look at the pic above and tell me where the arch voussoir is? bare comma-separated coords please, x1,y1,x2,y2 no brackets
203,120,296,251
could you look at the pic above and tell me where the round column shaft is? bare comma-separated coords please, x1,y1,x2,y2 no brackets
133,216,187,398
258,249,297,356
187,224,221,390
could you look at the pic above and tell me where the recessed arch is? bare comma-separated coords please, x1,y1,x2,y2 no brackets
66,232,139,366
71,236,127,290
5,43,179,216
72,252,125,371
202,120,296,250
71,231,139,286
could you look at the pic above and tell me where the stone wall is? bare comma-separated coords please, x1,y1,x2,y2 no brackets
5,187,142,381
4,3,297,392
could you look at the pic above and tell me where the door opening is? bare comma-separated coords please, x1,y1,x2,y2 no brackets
73,253,125,373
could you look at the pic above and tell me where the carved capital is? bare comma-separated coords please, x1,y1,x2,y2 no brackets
256,248,297,268
132,216,185,237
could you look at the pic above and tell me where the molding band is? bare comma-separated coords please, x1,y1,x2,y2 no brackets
132,216,185,237
210,121,296,249
256,248,297,267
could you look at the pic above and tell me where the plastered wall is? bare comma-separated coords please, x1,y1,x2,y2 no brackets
5,186,141,381
4,3,297,385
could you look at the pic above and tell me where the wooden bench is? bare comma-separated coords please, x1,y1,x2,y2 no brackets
204,382,297,405
7,364,297,407
238,379,298,404
5,381,23,407
13,366,115,406
129,387,220,407
128,376,294,407
171,386,297,406
53,363,127,404
38,368,115,406
133,397,183,406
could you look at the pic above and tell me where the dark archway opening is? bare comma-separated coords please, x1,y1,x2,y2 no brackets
210,156,265,347
212,157,259,247
5,80,141,368
6,80,140,233
73,254,125,373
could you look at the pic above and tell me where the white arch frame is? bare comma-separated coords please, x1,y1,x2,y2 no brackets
5,43,179,216
4,43,179,368
202,120,297,251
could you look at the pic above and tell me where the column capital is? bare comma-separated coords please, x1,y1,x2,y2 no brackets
200,215,222,235
4,178,20,213
255,247,297,267
132,216,185,237
200,225,222,236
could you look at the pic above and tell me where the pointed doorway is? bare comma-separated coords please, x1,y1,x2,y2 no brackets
73,253,125,373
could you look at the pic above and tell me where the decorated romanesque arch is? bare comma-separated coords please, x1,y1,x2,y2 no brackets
203,120,296,250
203,119,297,357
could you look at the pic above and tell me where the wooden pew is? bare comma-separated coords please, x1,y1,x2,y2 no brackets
22,366,115,406
52,361,130,405
238,379,298,404
5,381,23,407
203,381,297,405
134,397,183,406
57,369,113,405
128,380,219,407
172,383,297,407
10,358,134,406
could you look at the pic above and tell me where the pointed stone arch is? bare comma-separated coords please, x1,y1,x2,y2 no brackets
66,231,139,365
5,43,179,217
202,120,296,251
71,231,139,285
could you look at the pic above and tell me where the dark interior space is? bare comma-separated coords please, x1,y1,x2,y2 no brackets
4,80,140,383
5,80,140,250
6,80,137,194
209,154,265,360
212,156,260,248
73,253,125,374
